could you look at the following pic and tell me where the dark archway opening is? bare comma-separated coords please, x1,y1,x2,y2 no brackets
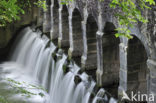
72,8,83,66
61,5,69,54
85,15,98,80
102,22,120,98
127,36,148,102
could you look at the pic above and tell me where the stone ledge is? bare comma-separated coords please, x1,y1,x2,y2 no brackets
147,59,156,69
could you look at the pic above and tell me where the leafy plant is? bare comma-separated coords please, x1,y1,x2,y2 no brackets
108,0,155,39
0,95,9,103
61,0,73,5
6,78,46,98
0,0,24,26
34,0,47,12
0,0,47,27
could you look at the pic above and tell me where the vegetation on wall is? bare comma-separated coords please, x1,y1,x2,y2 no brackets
34,0,47,11
108,0,155,39
0,0,155,38
61,0,155,39
0,0,24,27
61,0,73,4
0,95,8,103
0,0,47,27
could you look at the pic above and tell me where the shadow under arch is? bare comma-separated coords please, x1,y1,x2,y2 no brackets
102,21,120,98
61,5,70,54
85,14,98,79
127,35,148,102
72,8,83,66
54,0,59,7
129,26,150,57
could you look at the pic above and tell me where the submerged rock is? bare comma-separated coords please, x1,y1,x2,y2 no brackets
74,75,82,85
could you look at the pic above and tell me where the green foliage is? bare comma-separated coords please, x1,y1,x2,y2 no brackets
61,0,73,5
0,0,24,27
18,0,32,9
103,0,155,39
0,78,46,103
0,0,47,27
63,65,67,73
34,0,47,12
6,78,46,98
0,95,9,103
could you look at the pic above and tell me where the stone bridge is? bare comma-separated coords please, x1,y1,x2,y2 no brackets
0,0,156,102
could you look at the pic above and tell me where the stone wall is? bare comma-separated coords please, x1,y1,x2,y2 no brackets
42,0,156,101
53,0,156,102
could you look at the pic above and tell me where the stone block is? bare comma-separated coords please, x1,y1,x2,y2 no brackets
102,73,119,86
147,59,156,73
119,69,127,82
119,80,127,90
128,72,138,81
127,81,139,92
150,83,156,94
151,77,156,84
138,70,147,81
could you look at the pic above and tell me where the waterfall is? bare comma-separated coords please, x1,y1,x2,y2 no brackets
0,27,117,103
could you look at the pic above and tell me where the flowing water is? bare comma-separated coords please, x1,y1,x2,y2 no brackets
0,27,117,103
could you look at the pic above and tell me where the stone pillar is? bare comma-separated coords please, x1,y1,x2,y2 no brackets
81,8,88,69
58,2,63,48
147,59,156,103
43,9,47,33
81,20,87,69
96,2,104,85
43,0,51,33
50,0,54,40
68,8,74,60
37,8,44,27
118,42,128,99
96,31,104,86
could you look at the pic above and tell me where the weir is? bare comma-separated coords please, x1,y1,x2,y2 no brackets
0,27,117,103
0,0,155,103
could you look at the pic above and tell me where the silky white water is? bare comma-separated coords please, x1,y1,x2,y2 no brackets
0,27,117,103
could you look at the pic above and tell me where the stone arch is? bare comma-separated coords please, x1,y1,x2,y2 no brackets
72,8,83,66
85,14,98,79
53,0,59,40
61,5,70,54
102,22,120,97
127,35,148,102
129,26,150,57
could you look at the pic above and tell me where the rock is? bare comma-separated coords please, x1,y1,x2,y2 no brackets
74,75,82,85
